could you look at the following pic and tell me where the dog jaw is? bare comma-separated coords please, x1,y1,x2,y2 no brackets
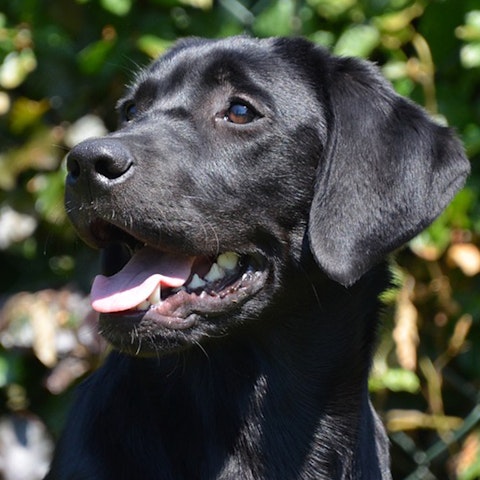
94,241,270,355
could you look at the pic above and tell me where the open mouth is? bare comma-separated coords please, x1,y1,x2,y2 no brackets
90,233,268,331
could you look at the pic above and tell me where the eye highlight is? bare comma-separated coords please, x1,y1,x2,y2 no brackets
224,102,259,125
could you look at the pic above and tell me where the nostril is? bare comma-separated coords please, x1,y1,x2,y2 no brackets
66,153,81,185
94,155,133,180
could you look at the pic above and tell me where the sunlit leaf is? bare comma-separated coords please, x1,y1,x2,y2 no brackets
308,0,356,20
385,409,462,432
310,30,335,48
253,0,297,37
9,97,50,133
0,91,10,115
466,10,480,31
0,206,37,250
0,128,63,191
461,42,480,68
382,60,408,80
393,276,418,371
447,244,480,276
334,24,380,57
447,314,473,358
0,49,37,89
374,4,423,33
180,0,212,9
409,231,444,261
454,431,480,480
64,114,108,148
100,0,132,16
137,36,173,59
29,168,68,224
409,207,459,261
369,368,420,393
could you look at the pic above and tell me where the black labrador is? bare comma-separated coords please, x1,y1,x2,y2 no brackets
47,36,469,479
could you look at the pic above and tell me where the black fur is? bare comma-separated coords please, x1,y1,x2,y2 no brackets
47,37,469,479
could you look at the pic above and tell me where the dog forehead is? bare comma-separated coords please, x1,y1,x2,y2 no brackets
133,37,309,102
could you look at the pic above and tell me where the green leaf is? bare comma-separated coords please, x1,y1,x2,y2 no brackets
334,24,380,57
137,36,173,59
461,42,480,68
369,368,420,393
0,354,23,387
32,168,68,224
466,10,480,31
0,356,8,387
0,49,37,89
77,39,115,75
310,30,336,48
100,0,132,16
308,0,356,20
463,123,480,157
253,0,297,37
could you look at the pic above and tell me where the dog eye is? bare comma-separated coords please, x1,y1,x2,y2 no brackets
225,103,258,124
123,102,138,122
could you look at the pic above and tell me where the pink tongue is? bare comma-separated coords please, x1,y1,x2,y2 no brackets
91,247,194,313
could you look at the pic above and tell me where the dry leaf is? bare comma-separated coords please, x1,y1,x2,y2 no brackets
452,431,480,478
448,314,473,357
386,409,462,432
447,243,480,276
393,275,419,371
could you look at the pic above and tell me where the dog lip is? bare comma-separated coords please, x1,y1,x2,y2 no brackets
98,265,268,335
99,310,196,332
153,268,267,318
86,219,271,340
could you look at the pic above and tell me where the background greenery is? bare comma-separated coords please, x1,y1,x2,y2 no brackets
1,0,480,478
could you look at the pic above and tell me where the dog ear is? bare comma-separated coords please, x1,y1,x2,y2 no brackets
308,56,469,287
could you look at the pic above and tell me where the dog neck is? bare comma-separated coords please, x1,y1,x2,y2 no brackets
54,263,391,479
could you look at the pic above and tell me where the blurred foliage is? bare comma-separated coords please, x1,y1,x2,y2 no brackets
0,0,480,478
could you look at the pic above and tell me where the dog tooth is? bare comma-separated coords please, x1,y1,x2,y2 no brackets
137,300,150,310
188,274,207,290
204,263,225,282
217,252,239,271
148,284,161,305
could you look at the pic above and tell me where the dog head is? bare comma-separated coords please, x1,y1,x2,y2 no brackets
65,37,469,355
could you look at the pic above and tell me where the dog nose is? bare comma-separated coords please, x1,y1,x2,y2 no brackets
66,138,133,188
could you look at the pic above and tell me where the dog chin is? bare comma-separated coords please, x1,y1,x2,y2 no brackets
97,301,263,357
